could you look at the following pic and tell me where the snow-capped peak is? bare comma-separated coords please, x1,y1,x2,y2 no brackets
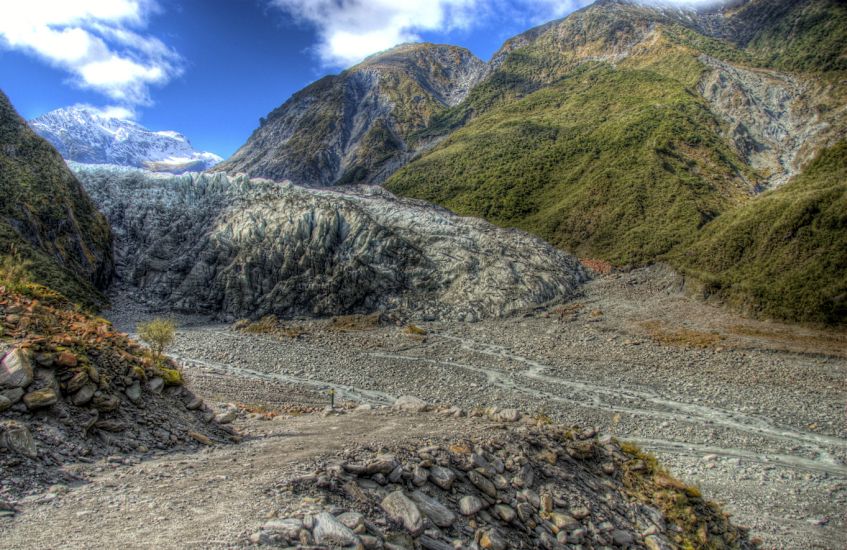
29,105,223,175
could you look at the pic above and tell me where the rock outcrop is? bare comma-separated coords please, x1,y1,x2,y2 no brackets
76,167,585,322
217,43,486,185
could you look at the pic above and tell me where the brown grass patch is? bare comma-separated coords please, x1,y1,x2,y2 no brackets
327,313,382,332
580,258,614,275
641,320,723,349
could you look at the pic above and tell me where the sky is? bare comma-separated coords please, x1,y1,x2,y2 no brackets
0,0,717,158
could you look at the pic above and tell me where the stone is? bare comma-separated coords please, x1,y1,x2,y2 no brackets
412,465,429,486
393,395,428,412
469,470,497,498
549,512,579,532
410,490,456,528
429,465,456,490
381,490,424,535
72,383,97,406
0,348,33,388
125,381,142,404
512,464,534,488
1,421,36,458
479,528,507,550
34,353,55,367
216,410,237,424
419,535,454,550
92,393,120,412
540,493,553,513
148,377,165,394
313,512,358,546
0,395,11,412
1,387,24,404
65,371,89,394
497,408,521,422
94,420,126,432
570,506,590,520
185,396,203,410
23,387,58,409
337,511,365,532
494,504,516,523
612,529,634,547
55,351,78,368
263,517,303,539
459,495,483,516
516,503,534,524
644,534,674,550
188,431,211,445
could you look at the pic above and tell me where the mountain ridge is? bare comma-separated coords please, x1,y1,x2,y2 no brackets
220,0,846,324
29,106,222,174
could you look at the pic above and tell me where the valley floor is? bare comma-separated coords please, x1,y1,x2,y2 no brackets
2,266,845,549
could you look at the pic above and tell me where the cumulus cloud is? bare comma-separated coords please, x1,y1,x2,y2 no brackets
271,0,733,67
0,0,182,107
271,0,482,67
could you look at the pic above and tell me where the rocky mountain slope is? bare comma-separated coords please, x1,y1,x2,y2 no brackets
385,0,845,324
30,106,222,174
218,0,846,324
217,43,486,185
76,167,585,321
0,91,112,307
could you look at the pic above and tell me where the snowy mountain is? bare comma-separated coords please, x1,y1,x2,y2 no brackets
29,106,222,174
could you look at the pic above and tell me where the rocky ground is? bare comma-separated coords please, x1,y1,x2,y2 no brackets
1,265,844,548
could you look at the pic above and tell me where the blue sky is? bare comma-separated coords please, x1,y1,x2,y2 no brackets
0,0,701,157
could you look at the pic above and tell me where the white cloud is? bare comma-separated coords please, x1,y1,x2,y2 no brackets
271,0,482,67
0,0,181,107
271,0,734,68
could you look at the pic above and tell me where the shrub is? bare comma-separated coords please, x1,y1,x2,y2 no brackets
137,318,176,366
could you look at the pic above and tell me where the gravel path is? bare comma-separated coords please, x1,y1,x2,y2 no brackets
101,266,846,549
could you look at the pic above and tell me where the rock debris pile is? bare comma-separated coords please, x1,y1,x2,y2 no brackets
0,286,234,500
254,408,753,549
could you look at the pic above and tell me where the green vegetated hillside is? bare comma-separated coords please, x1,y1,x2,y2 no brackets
0,90,113,307
673,141,847,325
385,0,847,324
389,53,753,265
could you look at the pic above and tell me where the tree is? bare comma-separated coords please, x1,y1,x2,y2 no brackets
137,318,176,366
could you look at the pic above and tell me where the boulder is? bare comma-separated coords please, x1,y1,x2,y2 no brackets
148,377,165,394
72,383,97,406
459,495,483,516
125,381,142,404
393,395,428,412
1,421,36,458
429,465,456,490
410,490,456,528
381,490,424,535
312,512,358,546
0,349,33,388
23,388,58,409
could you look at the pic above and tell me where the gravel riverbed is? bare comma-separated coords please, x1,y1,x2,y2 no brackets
104,266,847,549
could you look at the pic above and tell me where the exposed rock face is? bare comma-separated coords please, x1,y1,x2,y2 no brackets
697,55,841,187
29,106,222,174
217,43,486,185
76,167,585,321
